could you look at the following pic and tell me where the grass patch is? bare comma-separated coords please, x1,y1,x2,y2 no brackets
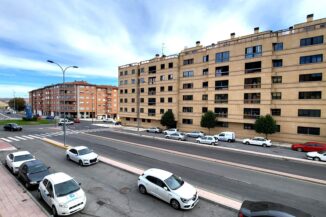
0,119,56,126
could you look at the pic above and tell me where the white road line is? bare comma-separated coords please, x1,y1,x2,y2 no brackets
21,136,34,140
28,135,41,139
8,137,20,141
0,138,12,142
14,136,27,140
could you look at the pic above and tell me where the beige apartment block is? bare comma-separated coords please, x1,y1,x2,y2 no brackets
118,14,326,143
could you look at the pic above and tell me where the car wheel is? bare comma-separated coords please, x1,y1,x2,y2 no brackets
313,157,320,161
66,155,70,161
170,199,180,210
178,138,181,141
11,167,15,174
79,160,83,166
196,140,199,143
227,139,231,143
146,130,149,132
37,190,42,200
25,181,31,189
52,206,58,217
297,148,303,152
211,142,214,145
138,185,147,194
262,144,267,147
245,141,250,145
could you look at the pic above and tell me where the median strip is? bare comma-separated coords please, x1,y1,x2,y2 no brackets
41,137,242,211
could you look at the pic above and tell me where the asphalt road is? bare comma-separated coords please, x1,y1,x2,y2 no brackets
0,139,235,217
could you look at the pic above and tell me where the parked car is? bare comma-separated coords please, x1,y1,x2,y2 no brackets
306,151,326,162
38,172,86,216
18,160,50,189
196,136,218,145
163,128,178,135
66,146,99,166
242,137,272,147
214,131,235,142
103,118,117,124
291,142,326,152
58,119,74,126
138,168,199,210
74,118,80,123
146,127,162,133
3,123,22,131
238,200,313,217
5,151,35,174
186,131,205,138
165,132,186,141
46,116,55,120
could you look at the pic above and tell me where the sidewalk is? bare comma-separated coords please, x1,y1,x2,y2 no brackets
0,141,48,217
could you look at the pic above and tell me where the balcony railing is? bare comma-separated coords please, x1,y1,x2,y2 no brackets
215,86,228,90
148,102,156,106
243,114,260,119
244,83,261,89
214,99,228,104
245,68,261,73
244,99,261,104
215,71,229,77
148,81,156,85
245,53,262,59
148,113,156,116
215,113,228,118
148,91,156,95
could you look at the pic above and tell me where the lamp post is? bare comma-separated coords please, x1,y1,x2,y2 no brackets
47,60,78,147
91,92,94,124
13,90,16,113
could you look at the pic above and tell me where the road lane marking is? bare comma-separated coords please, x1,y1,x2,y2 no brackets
8,137,20,141
14,136,27,140
28,135,41,139
83,132,326,186
0,138,12,142
21,136,34,140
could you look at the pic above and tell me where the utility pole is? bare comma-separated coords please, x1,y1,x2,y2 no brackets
13,90,16,112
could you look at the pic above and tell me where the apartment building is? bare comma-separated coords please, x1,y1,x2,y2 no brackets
30,81,118,119
118,14,326,143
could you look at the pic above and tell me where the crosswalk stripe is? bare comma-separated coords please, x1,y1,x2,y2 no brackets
8,137,20,141
15,136,27,140
0,138,12,142
22,136,34,139
29,135,41,139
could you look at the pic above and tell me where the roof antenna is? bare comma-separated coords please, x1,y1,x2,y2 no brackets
161,43,165,56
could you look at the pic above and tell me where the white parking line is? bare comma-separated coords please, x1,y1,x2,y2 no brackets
8,137,20,141
0,138,12,142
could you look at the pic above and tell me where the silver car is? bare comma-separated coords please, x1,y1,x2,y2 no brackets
165,132,186,141
196,136,218,145
186,131,205,138
146,127,162,133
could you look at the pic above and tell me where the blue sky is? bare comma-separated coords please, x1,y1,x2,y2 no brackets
0,0,325,98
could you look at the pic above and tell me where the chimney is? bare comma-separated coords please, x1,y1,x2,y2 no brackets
307,14,314,22
155,54,160,58
289,26,293,32
254,27,259,34
230,32,235,39
196,41,200,46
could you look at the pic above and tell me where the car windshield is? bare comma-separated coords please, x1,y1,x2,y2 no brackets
14,154,33,162
164,175,184,190
11,123,18,127
29,163,48,174
54,179,80,197
78,148,92,155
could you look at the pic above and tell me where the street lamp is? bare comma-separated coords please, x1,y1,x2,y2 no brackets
47,60,78,147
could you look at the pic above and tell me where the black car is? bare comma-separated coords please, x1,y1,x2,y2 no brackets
238,201,313,217
3,123,22,131
17,160,50,189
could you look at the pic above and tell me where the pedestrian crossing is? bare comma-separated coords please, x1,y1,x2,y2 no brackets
0,128,112,143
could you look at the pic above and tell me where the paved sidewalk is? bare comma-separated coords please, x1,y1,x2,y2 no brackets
0,140,17,151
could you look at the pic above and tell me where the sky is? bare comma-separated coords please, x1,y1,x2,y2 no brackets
0,0,325,98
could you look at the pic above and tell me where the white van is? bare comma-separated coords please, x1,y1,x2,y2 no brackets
214,132,235,142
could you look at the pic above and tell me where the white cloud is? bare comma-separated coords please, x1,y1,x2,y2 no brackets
0,84,37,98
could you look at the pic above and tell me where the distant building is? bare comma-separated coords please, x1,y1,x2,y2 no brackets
29,81,118,119
118,14,326,143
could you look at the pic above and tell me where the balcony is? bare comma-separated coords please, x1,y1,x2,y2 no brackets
243,114,260,119
148,91,156,95
215,113,228,118
214,99,228,104
148,102,156,106
244,83,261,89
245,68,261,73
245,61,261,74
215,86,228,90
148,113,156,116
244,99,261,104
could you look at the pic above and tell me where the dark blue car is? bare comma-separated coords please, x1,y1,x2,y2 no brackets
17,160,50,189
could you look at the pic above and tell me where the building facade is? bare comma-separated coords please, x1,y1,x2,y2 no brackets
30,81,118,119
118,14,326,143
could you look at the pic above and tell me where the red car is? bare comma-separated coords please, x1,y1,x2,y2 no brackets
291,142,326,152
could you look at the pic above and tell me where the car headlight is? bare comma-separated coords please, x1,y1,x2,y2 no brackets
59,203,68,208
180,198,190,203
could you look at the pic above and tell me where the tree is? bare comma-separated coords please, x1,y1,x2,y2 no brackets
200,111,217,134
160,110,176,129
254,114,277,139
8,98,26,111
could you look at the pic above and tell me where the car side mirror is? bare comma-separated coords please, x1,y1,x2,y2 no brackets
79,183,82,186
47,166,51,169
163,187,168,191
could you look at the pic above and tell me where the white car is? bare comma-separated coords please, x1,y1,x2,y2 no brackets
38,172,86,216
306,151,326,161
146,127,162,133
138,168,199,210
66,146,99,166
103,118,116,124
58,119,74,126
196,136,218,145
214,131,235,142
6,151,35,174
242,137,272,147
165,132,186,141
163,128,178,135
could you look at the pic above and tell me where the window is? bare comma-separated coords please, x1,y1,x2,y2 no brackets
183,58,194,65
202,94,208,101
244,77,261,89
300,36,323,47
183,71,194,77
131,98,135,103
245,45,262,58
202,107,208,113
215,107,228,117
244,93,261,104
140,98,144,103
276,125,281,132
272,59,283,67
120,89,123,94
182,107,193,113
160,86,165,92
299,91,321,99
160,97,164,103
120,71,123,76
202,81,208,88
271,92,282,100
203,55,209,62
148,98,156,106
148,109,156,116
139,78,145,83
215,66,229,76
140,108,144,113
168,97,173,103
160,75,165,81
140,88,144,93
183,83,193,89
244,108,260,119
299,73,322,82
161,64,165,69
124,98,128,103
132,88,135,93
203,68,209,76
183,95,193,101
149,66,156,74
124,80,128,85
272,76,282,84
124,108,128,112
168,86,173,91
298,109,321,117
120,99,123,103
215,80,229,90
182,119,193,124
120,107,123,112
216,121,228,128
168,74,173,80
273,42,283,51
245,61,261,73
148,77,156,85
160,109,164,114
297,126,320,135
132,69,135,74
215,94,228,103
300,54,323,64
124,89,128,94
131,79,136,84
124,71,128,75
216,51,229,62
131,108,135,112
120,80,123,85
271,109,281,116
140,68,144,73
168,62,173,68
244,123,255,130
